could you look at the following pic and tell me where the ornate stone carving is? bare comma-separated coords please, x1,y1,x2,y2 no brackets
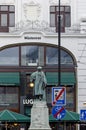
9,20,56,33
23,1,41,21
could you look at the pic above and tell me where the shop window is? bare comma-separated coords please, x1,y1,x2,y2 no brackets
21,46,38,66
0,47,19,66
0,45,74,67
46,47,58,65
66,86,74,110
0,5,15,32
26,74,33,97
0,87,19,111
46,47,73,65
21,46,44,66
50,6,71,32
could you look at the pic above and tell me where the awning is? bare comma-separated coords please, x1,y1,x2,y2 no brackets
46,72,76,85
0,109,30,122
49,110,80,122
0,72,20,86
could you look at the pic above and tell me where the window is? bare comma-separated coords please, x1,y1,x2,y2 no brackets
0,45,74,67
0,87,19,111
66,87,74,110
21,46,38,66
50,6,71,32
26,74,34,98
21,46,44,66
0,5,15,32
0,47,19,66
46,47,58,64
46,47,73,65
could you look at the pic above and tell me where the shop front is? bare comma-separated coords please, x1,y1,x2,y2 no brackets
0,42,77,130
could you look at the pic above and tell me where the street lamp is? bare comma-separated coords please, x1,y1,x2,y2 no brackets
29,82,34,88
58,0,61,86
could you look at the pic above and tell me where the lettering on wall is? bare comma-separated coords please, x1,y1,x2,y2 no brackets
23,99,33,105
24,36,41,40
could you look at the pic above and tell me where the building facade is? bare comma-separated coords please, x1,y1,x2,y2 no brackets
0,0,86,130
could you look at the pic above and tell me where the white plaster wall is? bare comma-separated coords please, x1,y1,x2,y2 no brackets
16,0,50,24
71,0,78,25
77,0,86,22
77,38,86,113
0,0,76,26
0,0,72,26
0,0,86,116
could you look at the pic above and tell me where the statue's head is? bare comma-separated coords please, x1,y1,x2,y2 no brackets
37,66,42,71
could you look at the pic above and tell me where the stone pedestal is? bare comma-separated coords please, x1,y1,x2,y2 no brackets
29,100,51,130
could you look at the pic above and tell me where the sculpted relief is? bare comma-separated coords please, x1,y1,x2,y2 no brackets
23,1,41,21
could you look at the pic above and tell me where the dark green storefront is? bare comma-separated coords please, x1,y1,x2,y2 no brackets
0,72,20,86
0,71,77,130
46,72,75,85
0,72,75,86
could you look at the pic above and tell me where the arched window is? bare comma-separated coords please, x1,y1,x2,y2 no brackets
46,47,73,65
21,46,38,66
0,47,19,66
0,44,76,112
0,45,74,67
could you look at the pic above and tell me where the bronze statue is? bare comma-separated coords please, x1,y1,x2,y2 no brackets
30,66,47,100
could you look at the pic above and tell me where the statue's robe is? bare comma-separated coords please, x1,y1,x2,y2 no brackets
30,71,47,100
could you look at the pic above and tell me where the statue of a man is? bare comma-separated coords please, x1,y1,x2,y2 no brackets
30,66,47,100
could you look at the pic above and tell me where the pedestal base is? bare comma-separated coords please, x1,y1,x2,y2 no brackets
29,100,51,130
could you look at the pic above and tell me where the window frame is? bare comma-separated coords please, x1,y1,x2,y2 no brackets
0,5,15,32
0,86,19,112
50,6,71,32
0,46,19,66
